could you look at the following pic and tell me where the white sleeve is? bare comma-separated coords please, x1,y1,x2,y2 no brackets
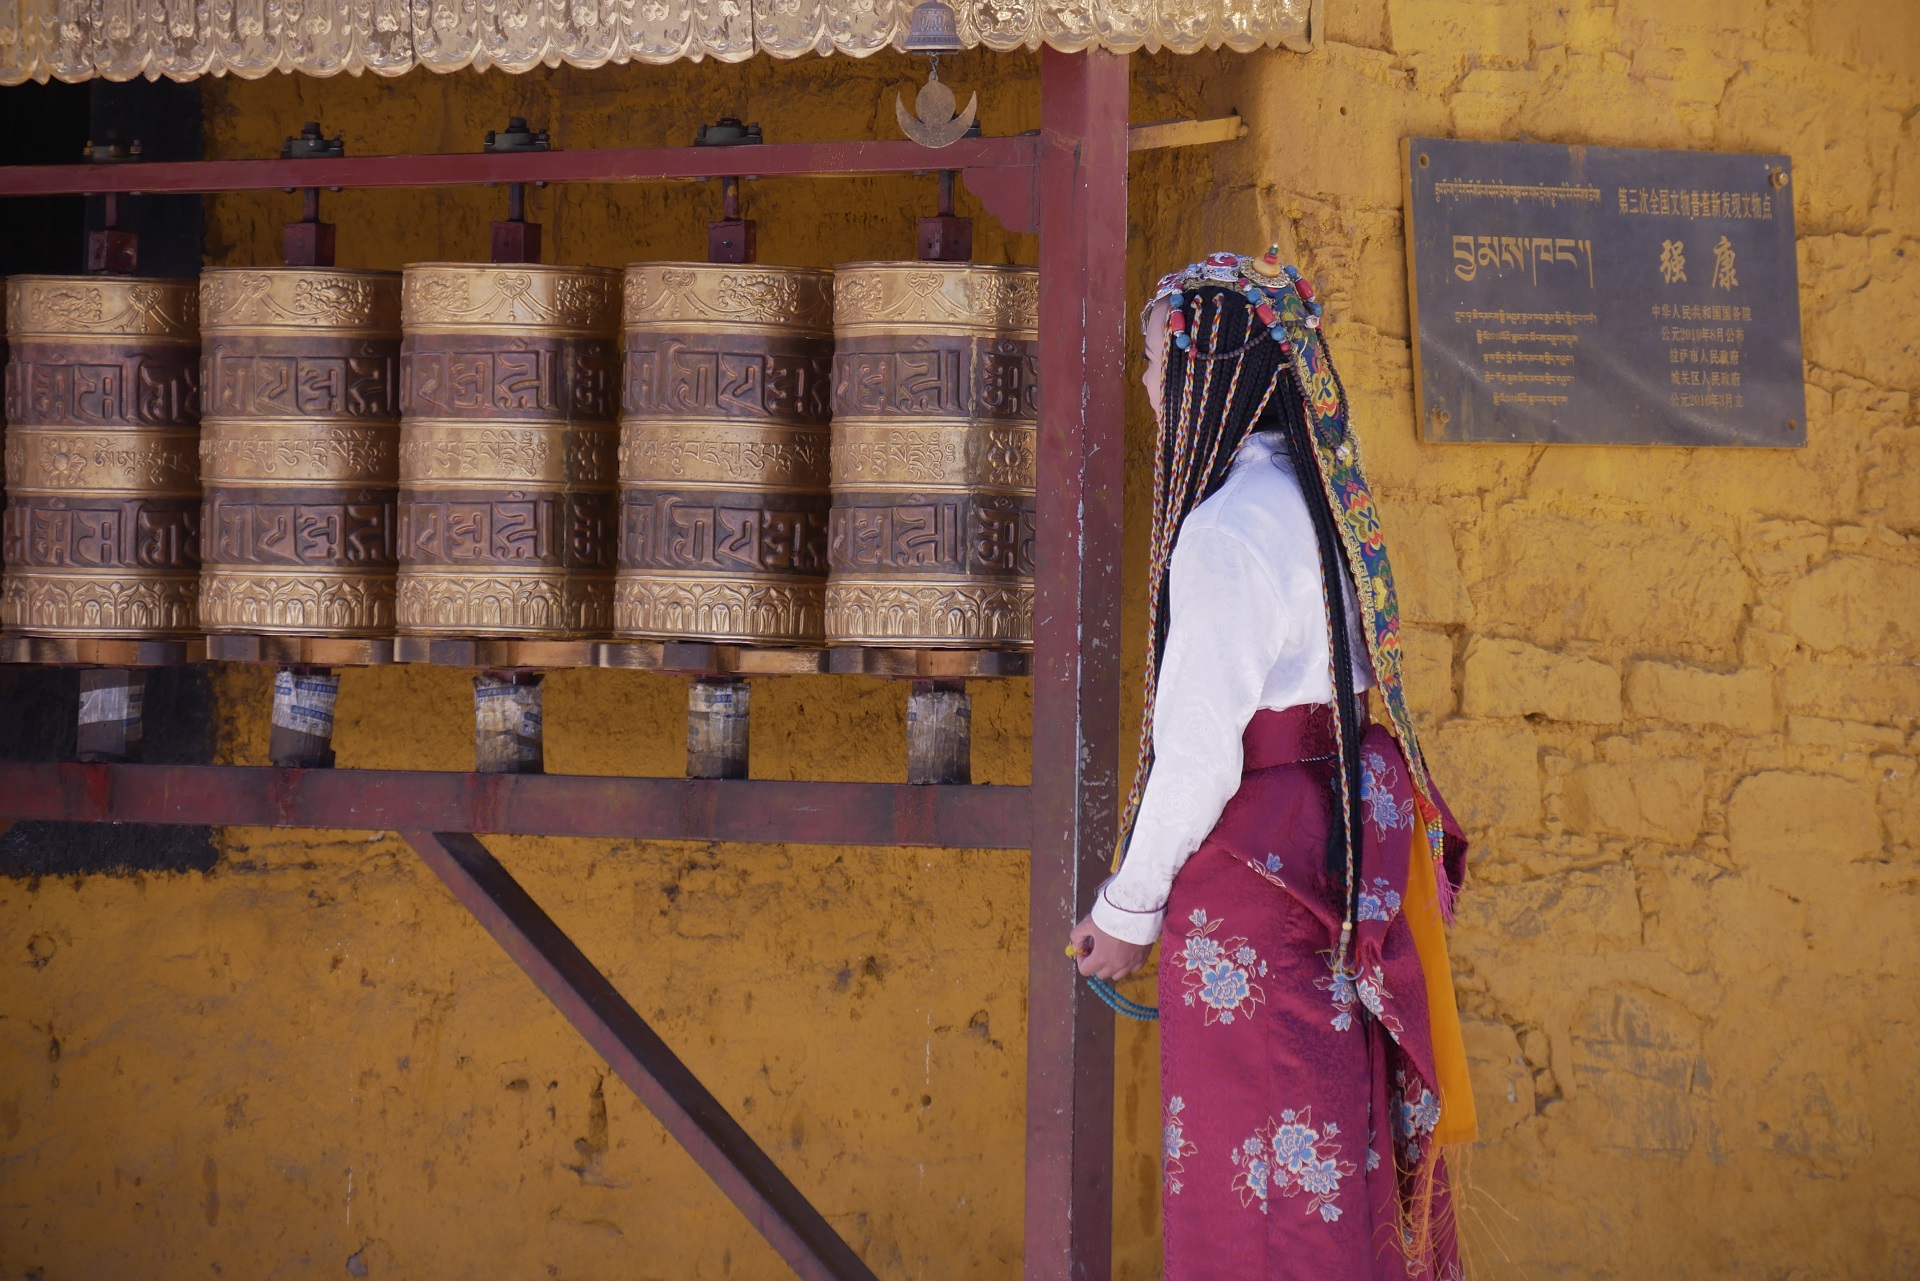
1091,525,1293,945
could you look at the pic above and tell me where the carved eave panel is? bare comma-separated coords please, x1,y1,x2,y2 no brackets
0,0,1313,84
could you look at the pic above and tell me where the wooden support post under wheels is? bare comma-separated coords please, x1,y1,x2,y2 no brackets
474,672,545,775
906,679,971,785
687,677,751,780
76,669,147,763
268,668,339,768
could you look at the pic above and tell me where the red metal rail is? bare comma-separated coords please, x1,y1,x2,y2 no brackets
0,136,1045,233
0,763,1030,848
0,136,1039,195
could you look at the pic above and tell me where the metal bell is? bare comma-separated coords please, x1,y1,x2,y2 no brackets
902,0,965,53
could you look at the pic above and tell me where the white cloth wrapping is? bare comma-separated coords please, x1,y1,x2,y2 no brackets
1091,432,1372,946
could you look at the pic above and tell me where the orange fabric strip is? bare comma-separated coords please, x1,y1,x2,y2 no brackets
1405,837,1477,1146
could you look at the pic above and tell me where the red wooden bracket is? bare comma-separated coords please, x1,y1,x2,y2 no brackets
402,830,880,1281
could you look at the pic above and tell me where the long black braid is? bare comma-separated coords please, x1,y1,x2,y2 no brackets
1264,366,1368,898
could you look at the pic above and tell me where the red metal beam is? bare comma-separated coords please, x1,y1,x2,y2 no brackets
1028,47,1129,1281
0,763,1030,849
0,135,1037,194
0,136,1041,232
402,830,880,1281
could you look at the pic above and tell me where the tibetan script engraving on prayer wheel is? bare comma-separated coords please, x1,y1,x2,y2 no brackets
197,268,402,637
2,276,201,639
616,263,834,644
396,264,620,638
825,262,1038,648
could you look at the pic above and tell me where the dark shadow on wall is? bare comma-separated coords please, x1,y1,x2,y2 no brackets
0,78,210,878
0,667,220,877
0,77,203,276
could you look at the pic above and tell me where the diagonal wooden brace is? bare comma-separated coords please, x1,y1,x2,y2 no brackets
399,829,881,1281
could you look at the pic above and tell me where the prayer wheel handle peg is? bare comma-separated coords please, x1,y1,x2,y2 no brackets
280,122,346,268
694,117,763,266
687,678,751,781
76,669,147,764
268,667,341,769
82,129,142,274
475,671,545,775
907,679,971,785
483,116,551,265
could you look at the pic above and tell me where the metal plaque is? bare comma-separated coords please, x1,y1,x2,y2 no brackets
1404,137,1806,447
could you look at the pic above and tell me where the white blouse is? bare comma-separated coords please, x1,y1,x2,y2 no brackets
1091,431,1372,946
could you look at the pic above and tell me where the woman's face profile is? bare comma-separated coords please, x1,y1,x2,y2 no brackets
1142,299,1169,419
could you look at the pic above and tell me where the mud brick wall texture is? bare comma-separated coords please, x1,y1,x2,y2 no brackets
1,1,1916,1276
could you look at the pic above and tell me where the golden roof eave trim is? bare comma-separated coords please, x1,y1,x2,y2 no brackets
0,0,1314,85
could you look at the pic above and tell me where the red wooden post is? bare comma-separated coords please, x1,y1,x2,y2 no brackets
1029,45,1129,1281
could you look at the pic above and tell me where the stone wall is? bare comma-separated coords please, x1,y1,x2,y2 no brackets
1225,1,1919,1273
2,0,1916,1275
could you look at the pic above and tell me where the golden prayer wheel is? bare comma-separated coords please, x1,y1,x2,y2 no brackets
395,263,621,638
615,263,834,644
197,268,402,637
1,275,201,638
825,262,1038,647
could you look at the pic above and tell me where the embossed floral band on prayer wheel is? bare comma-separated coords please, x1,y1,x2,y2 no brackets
616,263,834,645
197,268,402,638
2,276,201,639
825,262,1038,648
396,263,621,639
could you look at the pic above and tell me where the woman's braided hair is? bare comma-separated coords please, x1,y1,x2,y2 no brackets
1120,284,1369,928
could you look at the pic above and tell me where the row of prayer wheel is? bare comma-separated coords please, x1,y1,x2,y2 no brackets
0,262,1038,649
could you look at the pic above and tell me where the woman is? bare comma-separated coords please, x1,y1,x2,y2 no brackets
1070,250,1475,1279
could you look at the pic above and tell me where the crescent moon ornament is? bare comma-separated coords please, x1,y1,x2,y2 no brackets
897,63,979,149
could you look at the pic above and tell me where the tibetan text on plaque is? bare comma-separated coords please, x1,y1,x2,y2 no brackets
1404,137,1806,447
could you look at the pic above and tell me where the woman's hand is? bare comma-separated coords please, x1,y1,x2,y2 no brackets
1070,915,1153,981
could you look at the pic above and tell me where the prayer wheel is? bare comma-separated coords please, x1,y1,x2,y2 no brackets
825,262,1038,647
197,268,402,636
1,275,200,638
615,263,834,643
395,263,621,638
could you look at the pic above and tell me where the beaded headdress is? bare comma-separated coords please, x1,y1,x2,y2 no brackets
1122,249,1457,953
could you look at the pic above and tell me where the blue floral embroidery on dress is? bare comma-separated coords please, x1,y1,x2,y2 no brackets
1244,851,1287,889
1357,876,1402,923
1163,1096,1197,1194
1232,1134,1272,1207
1392,1068,1442,1165
1177,909,1267,1025
1230,1108,1358,1222
1316,960,1404,1038
1318,967,1359,1032
1360,749,1415,832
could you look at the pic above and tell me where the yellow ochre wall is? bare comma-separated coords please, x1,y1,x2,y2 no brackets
4,0,1918,1274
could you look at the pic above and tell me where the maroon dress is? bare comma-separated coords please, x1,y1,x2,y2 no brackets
1158,704,1461,1280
